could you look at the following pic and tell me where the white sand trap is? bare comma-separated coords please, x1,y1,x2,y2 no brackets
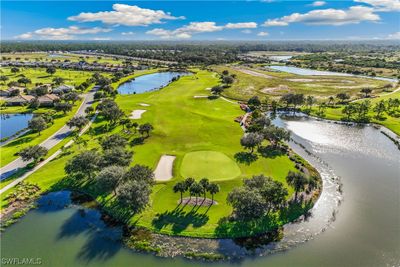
287,78,315,82
139,103,150,107
130,109,146,119
236,68,273,79
205,87,211,90
193,95,208,98
154,155,176,181
261,84,289,94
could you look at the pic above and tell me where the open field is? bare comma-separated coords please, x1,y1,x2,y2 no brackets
1,70,307,238
213,65,391,101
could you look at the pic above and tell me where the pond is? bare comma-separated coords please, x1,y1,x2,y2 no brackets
0,113,33,139
1,115,399,266
117,72,189,95
268,65,398,82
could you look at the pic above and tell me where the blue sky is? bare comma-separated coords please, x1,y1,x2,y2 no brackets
1,1,399,40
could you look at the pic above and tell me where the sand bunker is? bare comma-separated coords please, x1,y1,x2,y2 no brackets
154,155,176,181
193,95,209,98
287,78,315,82
205,87,211,90
139,103,150,106
129,110,147,119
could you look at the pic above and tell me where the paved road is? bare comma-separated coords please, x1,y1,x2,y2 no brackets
0,88,96,180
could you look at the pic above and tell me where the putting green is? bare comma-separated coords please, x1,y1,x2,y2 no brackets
180,151,241,181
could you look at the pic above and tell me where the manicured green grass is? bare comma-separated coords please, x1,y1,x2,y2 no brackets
309,90,400,135
1,69,303,238
0,67,109,90
213,65,390,101
180,151,241,181
0,100,82,167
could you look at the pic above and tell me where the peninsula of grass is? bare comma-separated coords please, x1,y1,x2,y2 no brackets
213,65,390,101
1,69,320,240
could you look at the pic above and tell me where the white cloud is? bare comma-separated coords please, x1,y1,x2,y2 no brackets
225,22,257,29
121,31,135,35
14,33,33,39
68,4,184,26
14,26,111,40
257,31,269,36
354,0,400,11
263,6,380,26
386,32,400,39
311,1,326,7
146,21,259,39
92,37,111,40
241,29,252,34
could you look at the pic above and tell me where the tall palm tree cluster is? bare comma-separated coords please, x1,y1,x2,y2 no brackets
173,177,220,205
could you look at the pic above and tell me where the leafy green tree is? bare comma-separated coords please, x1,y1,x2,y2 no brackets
211,85,224,95
336,93,350,104
227,187,266,220
97,99,124,125
248,96,261,108
95,165,125,195
85,106,94,115
19,145,48,164
54,102,73,114
11,67,20,74
102,147,133,167
262,125,290,148
240,133,263,153
373,100,386,118
62,92,80,104
0,75,9,84
65,150,101,179
28,116,47,135
100,134,127,150
31,86,48,96
116,180,151,213
122,164,154,186
305,95,315,111
46,67,56,76
184,177,195,197
360,88,372,98
17,77,31,87
67,116,89,131
342,103,357,121
52,77,64,85
286,171,308,201
139,123,154,137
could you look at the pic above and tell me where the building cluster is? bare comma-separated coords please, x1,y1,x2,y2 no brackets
0,84,74,106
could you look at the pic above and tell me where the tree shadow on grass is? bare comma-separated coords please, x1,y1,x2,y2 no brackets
234,152,258,165
152,204,209,234
257,145,286,159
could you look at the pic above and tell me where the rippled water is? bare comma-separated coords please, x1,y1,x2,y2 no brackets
1,115,399,267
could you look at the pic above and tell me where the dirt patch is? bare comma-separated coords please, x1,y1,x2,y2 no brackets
261,85,289,94
180,197,217,206
154,155,176,181
287,78,315,82
235,68,273,79
130,110,147,119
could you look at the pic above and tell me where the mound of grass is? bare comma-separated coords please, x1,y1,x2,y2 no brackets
180,151,241,181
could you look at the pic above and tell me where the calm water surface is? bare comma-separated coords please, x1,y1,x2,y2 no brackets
0,113,33,139
117,72,188,95
1,116,399,267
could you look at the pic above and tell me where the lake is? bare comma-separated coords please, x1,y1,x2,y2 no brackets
268,65,398,82
1,115,399,266
0,113,33,139
117,72,189,95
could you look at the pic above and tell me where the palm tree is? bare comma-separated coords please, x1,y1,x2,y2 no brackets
173,181,186,204
286,171,308,201
199,178,210,199
207,183,220,203
184,177,195,199
189,182,202,205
